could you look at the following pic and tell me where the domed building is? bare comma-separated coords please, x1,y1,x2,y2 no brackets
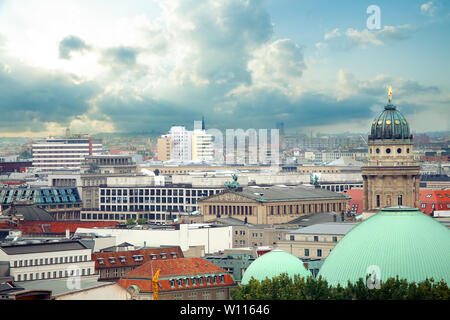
317,206,450,286
362,88,420,217
241,249,311,285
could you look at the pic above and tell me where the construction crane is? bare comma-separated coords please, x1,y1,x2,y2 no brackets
152,268,161,300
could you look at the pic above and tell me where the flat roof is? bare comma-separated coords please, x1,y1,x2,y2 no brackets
0,240,88,255
238,185,349,202
289,222,358,235
15,277,113,297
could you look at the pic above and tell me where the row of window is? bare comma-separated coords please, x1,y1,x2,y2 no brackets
269,203,343,215
101,196,190,204
13,255,89,268
82,213,177,221
304,249,322,257
289,235,338,243
16,268,91,281
101,189,220,197
169,275,226,288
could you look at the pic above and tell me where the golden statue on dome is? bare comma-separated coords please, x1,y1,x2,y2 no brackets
387,86,392,103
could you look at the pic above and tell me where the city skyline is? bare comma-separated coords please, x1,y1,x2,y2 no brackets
0,0,449,138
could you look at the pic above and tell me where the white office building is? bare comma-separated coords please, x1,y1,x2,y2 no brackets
168,127,192,162
32,137,103,172
0,240,95,282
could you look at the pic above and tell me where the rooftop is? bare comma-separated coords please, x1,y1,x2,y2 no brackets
0,240,88,255
288,222,358,235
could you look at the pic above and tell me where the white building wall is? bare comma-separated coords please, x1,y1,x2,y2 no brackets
55,283,131,300
75,224,233,254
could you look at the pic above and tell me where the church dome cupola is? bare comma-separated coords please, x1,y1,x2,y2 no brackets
368,87,412,141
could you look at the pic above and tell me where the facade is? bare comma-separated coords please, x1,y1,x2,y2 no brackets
276,222,357,260
157,136,173,162
0,161,32,174
204,252,255,283
93,246,184,281
32,137,103,172
119,257,236,300
75,223,233,255
81,184,224,224
0,240,95,282
191,130,214,161
200,186,349,225
168,126,192,162
362,98,420,215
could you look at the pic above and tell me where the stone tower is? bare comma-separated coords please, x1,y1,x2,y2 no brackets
362,89,420,214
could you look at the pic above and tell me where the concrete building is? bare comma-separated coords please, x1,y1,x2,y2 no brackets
157,136,173,162
0,240,95,282
199,185,349,225
81,181,224,224
32,137,103,172
191,130,214,161
75,223,233,255
168,126,192,162
277,222,357,260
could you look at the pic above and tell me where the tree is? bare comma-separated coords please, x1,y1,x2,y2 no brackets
126,218,136,225
230,274,450,300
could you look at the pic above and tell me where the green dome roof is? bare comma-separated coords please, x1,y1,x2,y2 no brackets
369,105,412,140
318,207,450,286
241,249,311,285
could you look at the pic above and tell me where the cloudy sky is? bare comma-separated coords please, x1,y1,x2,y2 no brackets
0,0,449,137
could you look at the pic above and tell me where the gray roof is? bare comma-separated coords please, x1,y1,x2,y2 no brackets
2,205,54,221
289,222,358,235
230,185,349,202
0,240,88,255
15,277,114,297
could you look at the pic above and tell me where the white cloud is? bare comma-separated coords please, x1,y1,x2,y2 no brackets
421,1,437,16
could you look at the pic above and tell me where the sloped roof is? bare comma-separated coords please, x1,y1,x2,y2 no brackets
2,205,54,222
92,246,184,269
118,257,235,293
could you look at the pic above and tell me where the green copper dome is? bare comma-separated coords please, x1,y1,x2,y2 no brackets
369,105,412,140
318,207,450,286
241,249,311,285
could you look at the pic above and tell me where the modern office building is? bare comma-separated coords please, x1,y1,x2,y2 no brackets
191,130,214,161
157,136,173,162
168,126,192,162
0,240,95,282
81,182,224,224
32,137,103,172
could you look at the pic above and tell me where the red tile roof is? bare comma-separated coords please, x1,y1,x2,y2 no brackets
0,221,118,235
92,247,184,269
419,190,450,215
343,189,363,214
118,257,235,293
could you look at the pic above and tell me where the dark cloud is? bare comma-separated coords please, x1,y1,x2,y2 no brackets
101,46,140,67
59,35,91,60
0,65,100,132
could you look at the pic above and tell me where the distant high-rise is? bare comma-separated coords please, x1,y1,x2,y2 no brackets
168,126,193,162
32,136,103,172
157,135,173,162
